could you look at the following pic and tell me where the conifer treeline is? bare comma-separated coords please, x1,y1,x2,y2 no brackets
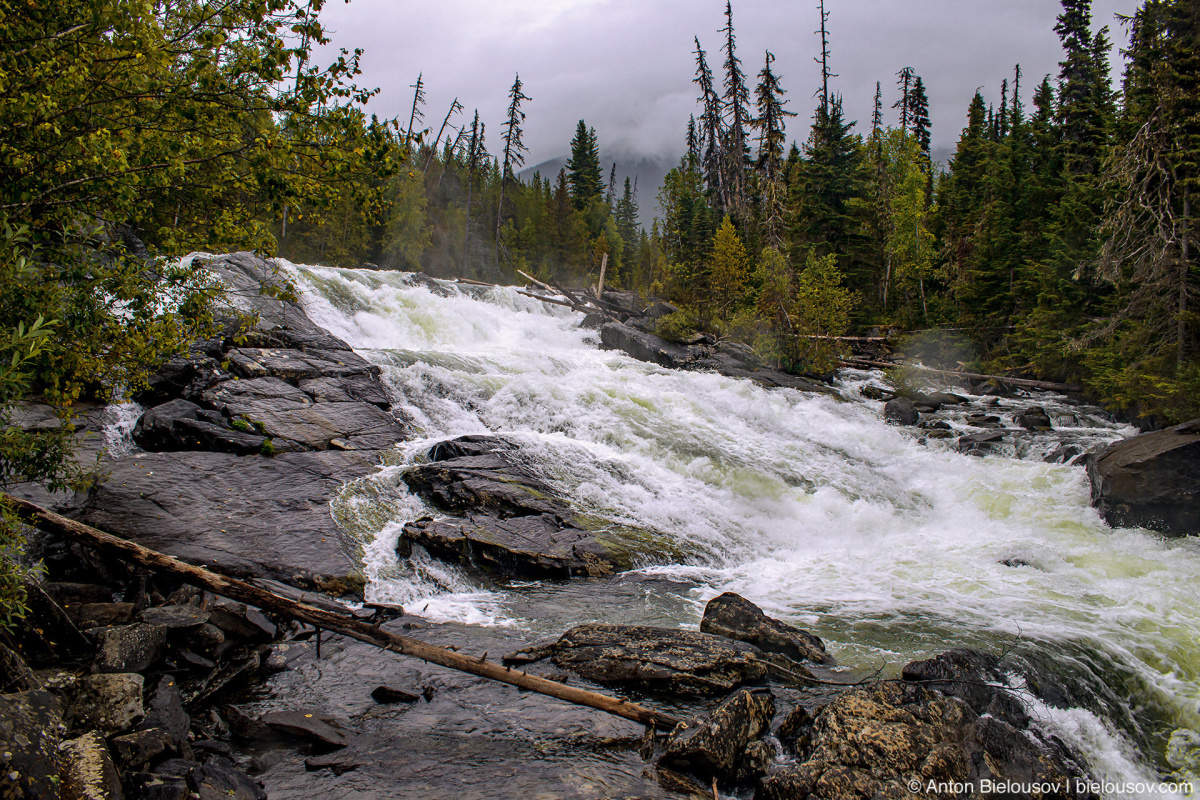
280,0,1199,423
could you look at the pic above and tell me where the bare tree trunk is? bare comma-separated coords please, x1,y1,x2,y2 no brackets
1180,191,1190,367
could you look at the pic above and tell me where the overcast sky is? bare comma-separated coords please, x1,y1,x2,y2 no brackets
312,0,1142,168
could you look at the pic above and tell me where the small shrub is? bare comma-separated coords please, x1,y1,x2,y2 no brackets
655,309,697,343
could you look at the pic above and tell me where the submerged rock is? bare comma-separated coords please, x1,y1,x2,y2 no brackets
550,623,768,697
700,592,832,667
1087,419,1200,536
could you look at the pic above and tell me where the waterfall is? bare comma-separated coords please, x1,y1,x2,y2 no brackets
282,259,1200,794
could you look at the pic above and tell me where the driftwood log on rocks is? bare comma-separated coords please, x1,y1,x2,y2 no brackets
4,494,682,730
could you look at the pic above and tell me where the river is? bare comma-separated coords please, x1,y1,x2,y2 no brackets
249,261,1199,798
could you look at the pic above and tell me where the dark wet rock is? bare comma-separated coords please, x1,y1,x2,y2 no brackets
579,312,608,329
187,756,267,800
974,378,1018,397
700,592,832,667
137,605,210,630
957,429,1005,456
400,450,631,578
10,581,92,666
371,685,421,704
134,398,267,455
111,727,177,771
925,391,969,406
1044,444,1083,464
226,346,376,382
305,751,365,775
1087,419,1200,536
860,384,896,401
599,321,836,395
203,376,404,451
72,673,144,732
93,623,167,673
403,513,622,579
402,451,554,515
756,681,1092,800
737,739,776,784
65,602,135,628
222,705,274,741
0,644,36,692
137,352,232,407
299,374,390,408
550,623,769,697
140,676,191,746
661,688,776,783
883,397,918,426
260,710,348,749
42,582,113,606
207,601,276,643
0,690,63,799
81,449,378,586
191,740,233,759
59,731,125,800
1016,406,1054,431
184,624,226,656
966,413,1003,427
424,434,516,462
901,649,1029,728
500,636,560,665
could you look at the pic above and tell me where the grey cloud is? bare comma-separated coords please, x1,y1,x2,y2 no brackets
314,0,1141,168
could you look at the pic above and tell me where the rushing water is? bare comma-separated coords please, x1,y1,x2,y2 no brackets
277,260,1199,795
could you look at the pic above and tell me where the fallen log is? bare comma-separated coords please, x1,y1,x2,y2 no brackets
4,494,682,730
840,358,1084,393
455,277,500,288
517,269,557,295
515,290,578,309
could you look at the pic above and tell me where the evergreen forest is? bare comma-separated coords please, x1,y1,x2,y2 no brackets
277,0,1200,426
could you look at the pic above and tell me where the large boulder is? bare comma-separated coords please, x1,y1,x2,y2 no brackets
1087,420,1200,535
399,442,639,578
700,593,832,667
550,623,769,697
598,321,836,395
883,397,919,426
758,681,1092,800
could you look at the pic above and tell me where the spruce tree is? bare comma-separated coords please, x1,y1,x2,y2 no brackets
496,73,531,260
893,67,915,133
694,38,725,213
566,120,602,209
910,77,932,161
721,1,750,221
754,50,795,246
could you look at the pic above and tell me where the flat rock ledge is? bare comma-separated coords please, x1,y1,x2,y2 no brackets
399,435,657,578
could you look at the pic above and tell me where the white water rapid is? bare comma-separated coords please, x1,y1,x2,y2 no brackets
280,260,1199,795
